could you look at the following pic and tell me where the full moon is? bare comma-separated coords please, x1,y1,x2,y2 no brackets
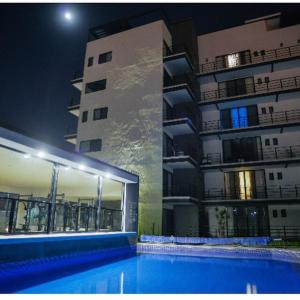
64,11,72,21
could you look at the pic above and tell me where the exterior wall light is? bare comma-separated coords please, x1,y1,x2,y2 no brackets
64,166,70,171
78,164,86,171
105,172,111,179
93,175,98,179
23,154,31,159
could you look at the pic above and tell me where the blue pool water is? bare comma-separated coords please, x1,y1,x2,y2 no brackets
2,253,300,294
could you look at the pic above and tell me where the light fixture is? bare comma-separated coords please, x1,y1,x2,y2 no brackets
93,175,98,179
64,166,70,171
78,164,86,171
105,172,111,179
23,153,31,159
64,11,72,21
37,151,46,158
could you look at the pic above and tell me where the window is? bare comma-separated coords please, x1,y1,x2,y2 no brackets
87,57,94,67
261,107,267,114
277,172,283,180
253,51,258,57
257,78,262,84
272,210,278,218
93,107,108,120
261,50,266,56
273,138,278,145
269,173,274,180
269,106,274,114
227,53,240,68
82,111,88,123
281,209,287,218
79,139,102,153
265,139,270,146
264,77,270,83
98,51,112,64
85,79,107,94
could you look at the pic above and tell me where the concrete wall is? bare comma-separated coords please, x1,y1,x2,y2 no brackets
174,205,199,236
76,21,171,235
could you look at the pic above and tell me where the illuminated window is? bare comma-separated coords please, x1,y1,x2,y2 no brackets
226,53,240,68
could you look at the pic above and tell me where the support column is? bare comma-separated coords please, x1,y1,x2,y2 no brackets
121,183,127,232
95,176,103,231
47,163,59,233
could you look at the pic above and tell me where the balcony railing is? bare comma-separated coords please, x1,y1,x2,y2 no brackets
199,44,300,74
0,194,122,234
201,145,300,165
163,183,197,198
201,108,300,132
164,108,198,127
200,76,300,102
204,184,300,201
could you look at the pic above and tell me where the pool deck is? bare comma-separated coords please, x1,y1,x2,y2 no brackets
137,242,300,264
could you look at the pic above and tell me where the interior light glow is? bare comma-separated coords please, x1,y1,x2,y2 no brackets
93,175,98,179
23,154,31,159
64,12,72,21
64,166,70,171
37,151,46,158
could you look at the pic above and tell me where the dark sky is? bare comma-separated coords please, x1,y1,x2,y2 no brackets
0,3,299,151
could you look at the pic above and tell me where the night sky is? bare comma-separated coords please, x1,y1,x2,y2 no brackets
0,3,299,151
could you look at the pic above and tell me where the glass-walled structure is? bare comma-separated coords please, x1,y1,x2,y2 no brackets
0,127,139,234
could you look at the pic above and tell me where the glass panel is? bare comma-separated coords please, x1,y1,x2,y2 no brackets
0,146,53,233
101,178,123,231
55,166,98,232
226,53,240,68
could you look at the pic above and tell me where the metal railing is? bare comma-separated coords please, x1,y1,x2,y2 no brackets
200,76,300,102
199,44,300,74
0,194,122,234
68,98,80,108
201,108,300,132
204,184,300,201
201,145,300,165
164,108,198,127
163,183,197,198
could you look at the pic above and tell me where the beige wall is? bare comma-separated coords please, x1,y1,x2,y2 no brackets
76,21,170,235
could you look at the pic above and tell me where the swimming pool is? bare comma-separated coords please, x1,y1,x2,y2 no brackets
1,252,300,294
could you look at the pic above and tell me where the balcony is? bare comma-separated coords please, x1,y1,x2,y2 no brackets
164,74,198,105
164,109,197,137
163,43,195,75
198,44,300,76
200,109,300,136
163,147,198,170
163,183,198,205
201,145,300,169
204,184,300,203
199,76,300,105
67,98,80,117
71,71,83,91
64,131,77,145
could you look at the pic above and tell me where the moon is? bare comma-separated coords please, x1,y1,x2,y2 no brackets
64,11,72,21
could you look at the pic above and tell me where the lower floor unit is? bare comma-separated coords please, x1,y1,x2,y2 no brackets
162,202,300,239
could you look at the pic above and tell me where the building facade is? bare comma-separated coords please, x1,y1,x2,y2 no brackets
67,11,300,237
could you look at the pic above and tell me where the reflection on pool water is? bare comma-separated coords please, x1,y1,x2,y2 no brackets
3,253,300,294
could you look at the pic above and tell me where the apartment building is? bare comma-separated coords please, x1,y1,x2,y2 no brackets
67,10,300,237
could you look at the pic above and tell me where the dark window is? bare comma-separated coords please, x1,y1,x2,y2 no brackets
257,78,262,84
93,107,108,120
281,209,287,218
253,51,258,57
269,173,274,180
265,139,270,146
273,138,278,145
277,172,283,180
280,42,283,47
261,107,267,114
269,106,274,114
219,77,254,98
261,50,266,56
272,210,278,218
82,111,88,123
87,57,94,67
98,51,112,64
85,79,107,94
264,77,270,83
79,139,102,153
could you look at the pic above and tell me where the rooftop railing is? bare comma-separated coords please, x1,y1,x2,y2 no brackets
0,194,122,234
201,145,300,165
200,76,300,102
204,184,300,201
201,108,300,132
199,44,300,74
